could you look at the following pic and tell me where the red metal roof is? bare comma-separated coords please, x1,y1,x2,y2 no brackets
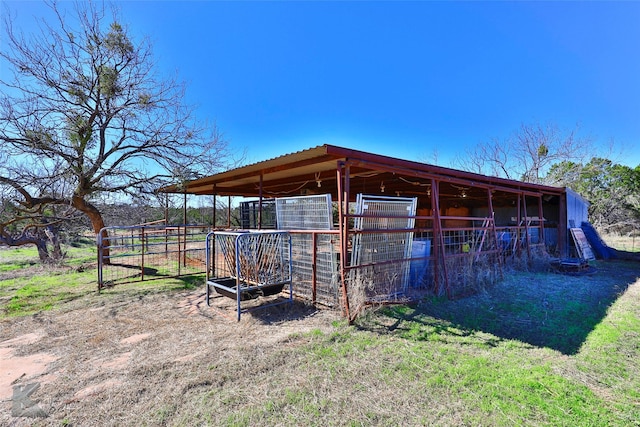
159,144,565,200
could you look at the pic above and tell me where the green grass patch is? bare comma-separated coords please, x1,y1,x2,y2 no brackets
0,241,202,318
0,258,38,273
347,310,631,425
188,311,629,426
2,272,93,316
370,261,639,355
0,246,41,263
0,266,203,318
0,242,97,265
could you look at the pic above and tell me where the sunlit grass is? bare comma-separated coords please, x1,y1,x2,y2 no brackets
0,242,200,318
170,269,640,425
180,309,628,426
1,262,100,315
601,233,640,253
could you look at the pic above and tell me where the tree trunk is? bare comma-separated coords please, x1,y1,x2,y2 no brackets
35,240,52,263
72,195,111,264
0,233,53,263
44,225,64,260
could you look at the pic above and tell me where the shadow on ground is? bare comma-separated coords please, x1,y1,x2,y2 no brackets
205,291,325,325
358,260,640,355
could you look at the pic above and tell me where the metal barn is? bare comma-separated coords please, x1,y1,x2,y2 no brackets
160,144,586,321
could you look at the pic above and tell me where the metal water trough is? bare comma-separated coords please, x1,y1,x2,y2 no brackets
205,231,293,320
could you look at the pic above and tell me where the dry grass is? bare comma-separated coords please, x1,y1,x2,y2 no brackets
0,288,339,426
2,240,640,426
600,232,640,253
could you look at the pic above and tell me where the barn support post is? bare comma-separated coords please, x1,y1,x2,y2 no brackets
336,161,352,322
227,196,231,228
515,194,522,255
487,188,503,274
177,224,181,276
141,226,146,281
430,178,440,295
431,178,450,298
258,172,264,230
164,193,169,225
523,194,531,260
212,186,217,228
537,195,545,246
183,192,188,267
165,193,169,254
183,192,187,226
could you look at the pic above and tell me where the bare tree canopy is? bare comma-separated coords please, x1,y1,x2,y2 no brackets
454,122,594,184
0,1,228,259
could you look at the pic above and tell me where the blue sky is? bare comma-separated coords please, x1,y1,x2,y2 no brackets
4,1,640,168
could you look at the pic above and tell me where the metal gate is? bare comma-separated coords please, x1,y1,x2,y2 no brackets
349,194,418,301
97,224,209,289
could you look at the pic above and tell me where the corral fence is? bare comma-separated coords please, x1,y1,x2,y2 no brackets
97,221,210,290
96,204,550,318
96,222,342,309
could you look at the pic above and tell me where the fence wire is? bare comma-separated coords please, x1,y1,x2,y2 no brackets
348,194,418,305
97,224,209,289
276,195,339,306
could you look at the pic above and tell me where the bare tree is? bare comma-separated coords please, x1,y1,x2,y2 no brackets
0,159,82,261
455,123,593,184
0,1,228,260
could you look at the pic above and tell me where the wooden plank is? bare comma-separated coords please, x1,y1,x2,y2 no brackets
570,228,596,261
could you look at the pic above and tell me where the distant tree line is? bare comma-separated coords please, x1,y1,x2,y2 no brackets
546,158,640,234
96,202,241,228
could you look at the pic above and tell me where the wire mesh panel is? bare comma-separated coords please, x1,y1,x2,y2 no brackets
206,231,292,320
438,217,502,298
349,194,417,303
275,194,333,229
209,232,239,279
240,199,276,229
288,231,340,306
236,232,292,285
275,195,339,306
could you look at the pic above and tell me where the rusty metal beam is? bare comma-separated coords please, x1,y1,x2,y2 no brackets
336,161,352,322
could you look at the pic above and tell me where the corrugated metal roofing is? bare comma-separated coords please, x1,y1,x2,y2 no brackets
159,144,565,198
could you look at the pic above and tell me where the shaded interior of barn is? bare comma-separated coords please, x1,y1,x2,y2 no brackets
161,145,579,320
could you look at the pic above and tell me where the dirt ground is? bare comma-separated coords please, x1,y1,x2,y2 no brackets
2,256,638,425
0,289,340,426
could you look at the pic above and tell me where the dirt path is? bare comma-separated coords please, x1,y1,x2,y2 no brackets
0,333,57,401
0,290,339,425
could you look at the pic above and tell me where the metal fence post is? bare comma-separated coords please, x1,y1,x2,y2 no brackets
141,227,145,281
177,225,181,276
97,230,103,291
